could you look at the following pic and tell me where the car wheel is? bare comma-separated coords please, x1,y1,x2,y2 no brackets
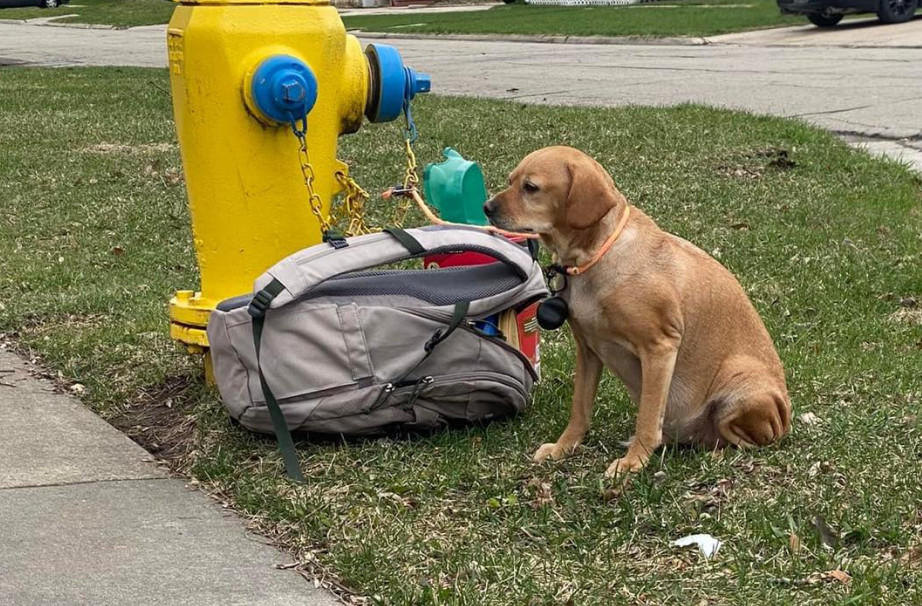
878,0,918,22
807,12,844,26
41,0,59,7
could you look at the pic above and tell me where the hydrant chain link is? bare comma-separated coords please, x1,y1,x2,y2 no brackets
293,127,332,235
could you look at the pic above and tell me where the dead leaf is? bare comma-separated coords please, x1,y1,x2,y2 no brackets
602,486,622,502
827,569,851,584
112,246,124,256
789,533,801,555
890,308,922,325
70,383,86,395
533,482,553,508
901,546,921,569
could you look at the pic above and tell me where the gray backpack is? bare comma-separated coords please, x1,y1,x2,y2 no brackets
206,226,548,479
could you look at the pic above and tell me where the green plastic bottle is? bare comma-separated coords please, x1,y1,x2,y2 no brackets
423,147,489,226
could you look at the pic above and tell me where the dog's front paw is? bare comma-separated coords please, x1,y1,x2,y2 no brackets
533,442,572,463
604,453,647,479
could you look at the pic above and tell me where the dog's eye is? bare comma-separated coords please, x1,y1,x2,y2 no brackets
523,181,539,194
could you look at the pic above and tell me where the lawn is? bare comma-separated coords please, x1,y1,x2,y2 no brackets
343,0,803,39
0,0,174,28
1,67,921,605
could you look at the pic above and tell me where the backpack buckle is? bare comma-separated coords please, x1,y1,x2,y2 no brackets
323,231,349,250
424,330,443,353
248,289,274,318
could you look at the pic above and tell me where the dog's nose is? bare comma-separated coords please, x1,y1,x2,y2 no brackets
483,198,496,217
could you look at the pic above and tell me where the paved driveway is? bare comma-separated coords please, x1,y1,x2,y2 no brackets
0,20,919,168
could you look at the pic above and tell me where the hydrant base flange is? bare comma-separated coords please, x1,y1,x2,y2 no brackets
169,290,212,349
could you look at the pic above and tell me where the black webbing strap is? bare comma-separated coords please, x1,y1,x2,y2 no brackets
248,279,305,482
364,300,471,413
526,238,540,261
424,300,470,353
383,228,425,255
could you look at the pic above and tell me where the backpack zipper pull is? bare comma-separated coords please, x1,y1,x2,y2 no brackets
364,383,395,413
405,376,433,409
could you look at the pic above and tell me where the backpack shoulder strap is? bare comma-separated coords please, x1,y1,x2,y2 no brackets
248,278,304,482
251,226,537,312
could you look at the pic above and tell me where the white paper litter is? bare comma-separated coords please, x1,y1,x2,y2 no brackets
799,412,821,425
672,534,722,559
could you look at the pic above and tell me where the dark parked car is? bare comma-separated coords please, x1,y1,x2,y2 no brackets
777,0,917,26
0,0,69,8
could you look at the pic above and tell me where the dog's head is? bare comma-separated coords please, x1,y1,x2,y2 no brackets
484,146,625,235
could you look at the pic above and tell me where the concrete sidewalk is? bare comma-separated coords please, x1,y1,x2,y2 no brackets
0,349,338,606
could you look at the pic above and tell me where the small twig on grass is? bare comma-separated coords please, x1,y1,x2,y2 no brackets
147,79,171,97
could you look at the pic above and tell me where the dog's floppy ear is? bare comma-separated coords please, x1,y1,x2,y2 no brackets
564,157,620,230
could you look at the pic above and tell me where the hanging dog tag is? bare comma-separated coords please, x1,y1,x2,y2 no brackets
537,296,569,330
538,264,570,330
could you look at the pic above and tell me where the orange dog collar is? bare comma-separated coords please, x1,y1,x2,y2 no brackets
565,205,632,276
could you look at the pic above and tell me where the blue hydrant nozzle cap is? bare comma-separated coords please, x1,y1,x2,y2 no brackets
251,55,318,125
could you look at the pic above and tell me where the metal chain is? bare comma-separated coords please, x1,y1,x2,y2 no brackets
335,170,374,236
290,118,334,235
403,138,420,189
390,138,419,228
392,98,422,228
285,90,425,234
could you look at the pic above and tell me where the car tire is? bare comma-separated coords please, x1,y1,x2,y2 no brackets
41,0,59,7
808,12,844,26
877,0,917,22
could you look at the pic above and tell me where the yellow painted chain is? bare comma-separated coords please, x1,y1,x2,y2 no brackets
293,128,334,234
291,117,424,234
392,138,420,228
335,170,374,236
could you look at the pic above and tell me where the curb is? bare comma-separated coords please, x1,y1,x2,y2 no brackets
353,30,709,46
0,17,115,30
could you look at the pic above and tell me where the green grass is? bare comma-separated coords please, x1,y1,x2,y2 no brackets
2,66,921,604
0,0,174,28
343,0,802,39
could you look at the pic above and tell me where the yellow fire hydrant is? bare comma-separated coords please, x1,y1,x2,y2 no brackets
167,0,430,352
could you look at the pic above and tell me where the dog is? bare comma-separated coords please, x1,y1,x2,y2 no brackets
484,146,791,478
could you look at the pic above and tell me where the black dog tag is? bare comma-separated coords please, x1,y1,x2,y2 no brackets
537,296,569,330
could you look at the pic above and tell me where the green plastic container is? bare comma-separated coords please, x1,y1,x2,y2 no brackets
423,147,489,226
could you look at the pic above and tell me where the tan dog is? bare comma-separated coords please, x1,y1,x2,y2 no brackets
484,146,791,477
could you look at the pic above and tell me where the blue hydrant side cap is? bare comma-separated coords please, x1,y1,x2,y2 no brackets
251,55,318,124
365,43,431,123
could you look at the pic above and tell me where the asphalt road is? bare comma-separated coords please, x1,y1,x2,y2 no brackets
0,20,919,168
